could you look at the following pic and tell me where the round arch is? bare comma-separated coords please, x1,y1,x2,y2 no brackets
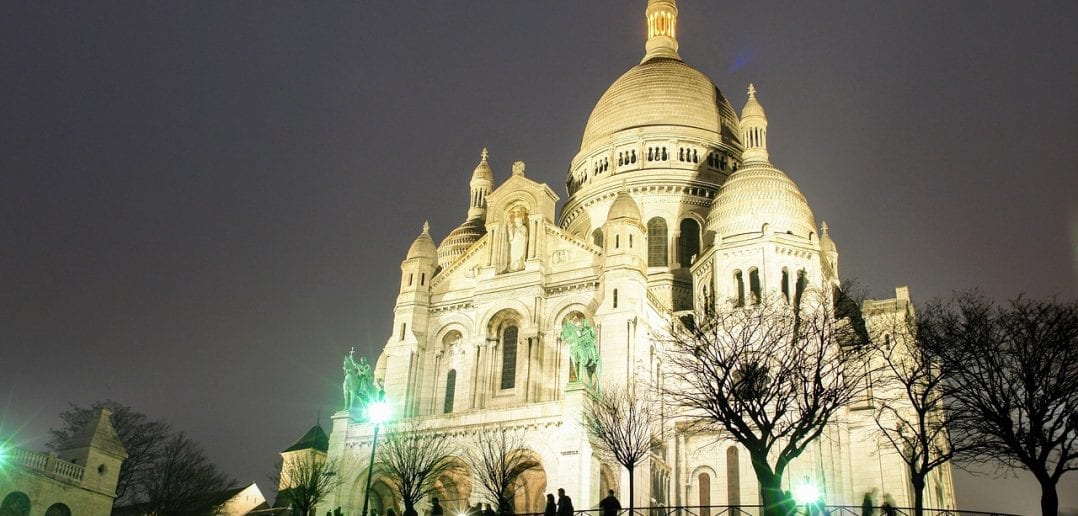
431,457,473,513
0,492,31,516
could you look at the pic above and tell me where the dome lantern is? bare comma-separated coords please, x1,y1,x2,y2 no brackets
644,0,680,62
741,84,769,163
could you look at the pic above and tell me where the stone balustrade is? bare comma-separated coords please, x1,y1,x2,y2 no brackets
9,447,87,483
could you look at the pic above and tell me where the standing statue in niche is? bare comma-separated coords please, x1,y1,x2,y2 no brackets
507,206,529,272
562,314,600,388
342,348,376,411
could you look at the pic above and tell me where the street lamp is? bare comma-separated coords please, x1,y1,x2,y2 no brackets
361,392,392,516
792,478,821,515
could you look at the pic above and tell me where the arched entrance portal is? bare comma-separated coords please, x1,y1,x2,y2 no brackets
368,477,401,516
432,459,473,514
509,451,547,514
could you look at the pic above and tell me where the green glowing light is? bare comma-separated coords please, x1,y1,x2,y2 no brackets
367,400,392,425
792,480,820,505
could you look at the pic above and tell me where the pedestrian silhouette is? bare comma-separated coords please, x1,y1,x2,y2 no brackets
556,488,574,516
431,498,444,516
861,489,877,516
482,503,496,516
881,494,896,516
544,494,557,516
599,490,621,516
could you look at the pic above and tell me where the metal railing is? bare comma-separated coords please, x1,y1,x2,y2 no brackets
515,505,1017,516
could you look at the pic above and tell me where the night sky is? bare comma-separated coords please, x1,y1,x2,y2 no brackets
2,1,1075,513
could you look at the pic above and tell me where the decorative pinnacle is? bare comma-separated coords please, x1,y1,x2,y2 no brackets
821,221,830,236
747,83,757,98
422,221,430,234
480,147,488,163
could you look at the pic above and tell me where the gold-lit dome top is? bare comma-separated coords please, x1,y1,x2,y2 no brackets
407,222,438,260
579,58,739,153
708,163,817,240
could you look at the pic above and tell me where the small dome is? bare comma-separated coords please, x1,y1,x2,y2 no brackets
407,222,437,260
579,58,740,154
472,148,493,183
741,83,766,120
437,216,485,268
607,190,642,221
708,163,817,239
820,221,837,253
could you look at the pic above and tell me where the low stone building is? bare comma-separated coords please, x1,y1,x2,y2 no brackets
0,409,127,516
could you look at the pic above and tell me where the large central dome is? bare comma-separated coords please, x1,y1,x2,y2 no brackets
579,57,739,153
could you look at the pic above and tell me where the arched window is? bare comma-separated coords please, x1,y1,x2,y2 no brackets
698,473,711,516
45,503,71,516
727,447,741,506
592,228,604,248
781,268,790,303
613,289,619,308
749,268,761,305
1,492,31,516
444,369,457,414
794,270,808,309
500,326,518,389
733,270,745,307
647,218,668,267
678,219,701,267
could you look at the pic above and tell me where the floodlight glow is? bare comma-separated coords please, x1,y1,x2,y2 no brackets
792,481,820,505
367,400,392,425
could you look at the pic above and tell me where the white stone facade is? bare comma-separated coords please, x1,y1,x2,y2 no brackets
321,1,957,514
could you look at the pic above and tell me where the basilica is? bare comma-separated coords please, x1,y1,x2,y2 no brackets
315,1,956,513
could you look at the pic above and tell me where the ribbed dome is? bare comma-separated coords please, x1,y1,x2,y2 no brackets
579,58,739,152
708,163,817,239
607,190,642,221
407,223,437,260
437,217,485,268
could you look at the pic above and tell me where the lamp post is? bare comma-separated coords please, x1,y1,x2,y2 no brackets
360,392,392,516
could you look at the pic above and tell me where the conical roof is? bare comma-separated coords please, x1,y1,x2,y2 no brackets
607,190,642,221
281,425,329,453
59,408,127,458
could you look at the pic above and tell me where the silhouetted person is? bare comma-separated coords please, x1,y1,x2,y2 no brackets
861,489,877,516
431,498,444,516
387,508,397,516
482,503,496,516
544,494,557,516
600,490,621,516
881,494,896,516
556,488,574,516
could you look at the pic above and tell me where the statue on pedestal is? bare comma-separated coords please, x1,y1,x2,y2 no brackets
342,348,376,410
562,314,600,389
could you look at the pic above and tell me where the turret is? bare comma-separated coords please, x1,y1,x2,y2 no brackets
54,409,127,497
277,425,329,506
438,149,493,269
600,189,648,309
741,84,769,163
400,222,437,297
819,221,840,283
468,148,493,219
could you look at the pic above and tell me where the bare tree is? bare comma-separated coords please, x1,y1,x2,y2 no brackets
49,400,170,506
463,427,541,516
660,292,869,516
273,454,341,516
138,431,235,514
867,305,970,516
919,293,1078,516
581,382,652,514
378,421,462,516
